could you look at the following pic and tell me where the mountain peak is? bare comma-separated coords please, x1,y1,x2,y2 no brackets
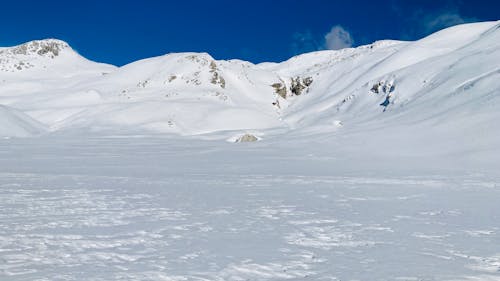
0,38,114,75
2,39,71,58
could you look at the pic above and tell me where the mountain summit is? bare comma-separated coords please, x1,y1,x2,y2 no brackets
1,39,70,58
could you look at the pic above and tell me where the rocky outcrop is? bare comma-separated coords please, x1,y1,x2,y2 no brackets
209,61,226,89
370,79,395,94
4,39,68,58
235,133,259,143
370,79,396,111
271,81,287,99
272,76,313,99
290,76,313,96
167,75,177,82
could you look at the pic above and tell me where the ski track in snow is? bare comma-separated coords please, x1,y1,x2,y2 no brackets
1,169,499,280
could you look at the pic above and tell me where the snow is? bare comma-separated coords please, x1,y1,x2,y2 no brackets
0,137,499,280
0,21,499,280
1,21,499,140
0,105,46,137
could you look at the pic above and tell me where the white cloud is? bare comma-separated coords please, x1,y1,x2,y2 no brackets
324,25,354,50
423,11,474,33
395,1,479,39
290,25,354,56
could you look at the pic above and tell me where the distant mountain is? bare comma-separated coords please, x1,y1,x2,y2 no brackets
0,21,499,143
0,39,115,75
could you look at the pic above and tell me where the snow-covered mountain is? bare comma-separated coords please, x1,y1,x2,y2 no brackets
2,21,500,281
0,21,499,141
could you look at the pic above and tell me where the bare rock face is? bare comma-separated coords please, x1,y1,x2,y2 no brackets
235,133,259,143
303,77,313,87
37,42,62,56
290,76,313,96
272,76,313,100
209,61,226,89
369,79,396,111
290,77,306,95
370,80,395,94
271,82,287,99
6,40,68,58
370,82,382,94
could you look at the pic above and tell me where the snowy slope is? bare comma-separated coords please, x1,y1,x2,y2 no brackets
0,105,46,137
277,21,499,128
0,21,499,140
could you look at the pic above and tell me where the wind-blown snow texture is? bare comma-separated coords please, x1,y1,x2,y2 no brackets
0,21,499,280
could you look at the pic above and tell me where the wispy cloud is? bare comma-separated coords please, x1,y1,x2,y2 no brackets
291,25,354,56
394,1,478,39
422,10,476,34
324,25,354,50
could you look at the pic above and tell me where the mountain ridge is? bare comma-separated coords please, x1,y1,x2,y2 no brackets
0,21,498,145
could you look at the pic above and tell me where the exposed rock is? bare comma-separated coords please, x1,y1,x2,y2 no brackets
235,133,259,143
371,80,396,111
209,61,225,89
370,82,382,93
385,83,395,93
209,61,217,71
272,99,281,109
303,76,313,87
211,71,225,88
271,82,287,99
290,77,306,95
10,44,28,55
137,79,150,88
184,54,209,65
290,76,313,96
37,42,61,57
9,40,67,58
370,80,395,94
168,75,177,82
271,76,312,99
213,91,228,101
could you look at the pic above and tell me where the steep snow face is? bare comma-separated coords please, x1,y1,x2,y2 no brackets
0,105,46,137
278,21,500,136
0,21,499,140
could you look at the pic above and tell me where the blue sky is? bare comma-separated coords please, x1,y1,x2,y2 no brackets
0,0,497,66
